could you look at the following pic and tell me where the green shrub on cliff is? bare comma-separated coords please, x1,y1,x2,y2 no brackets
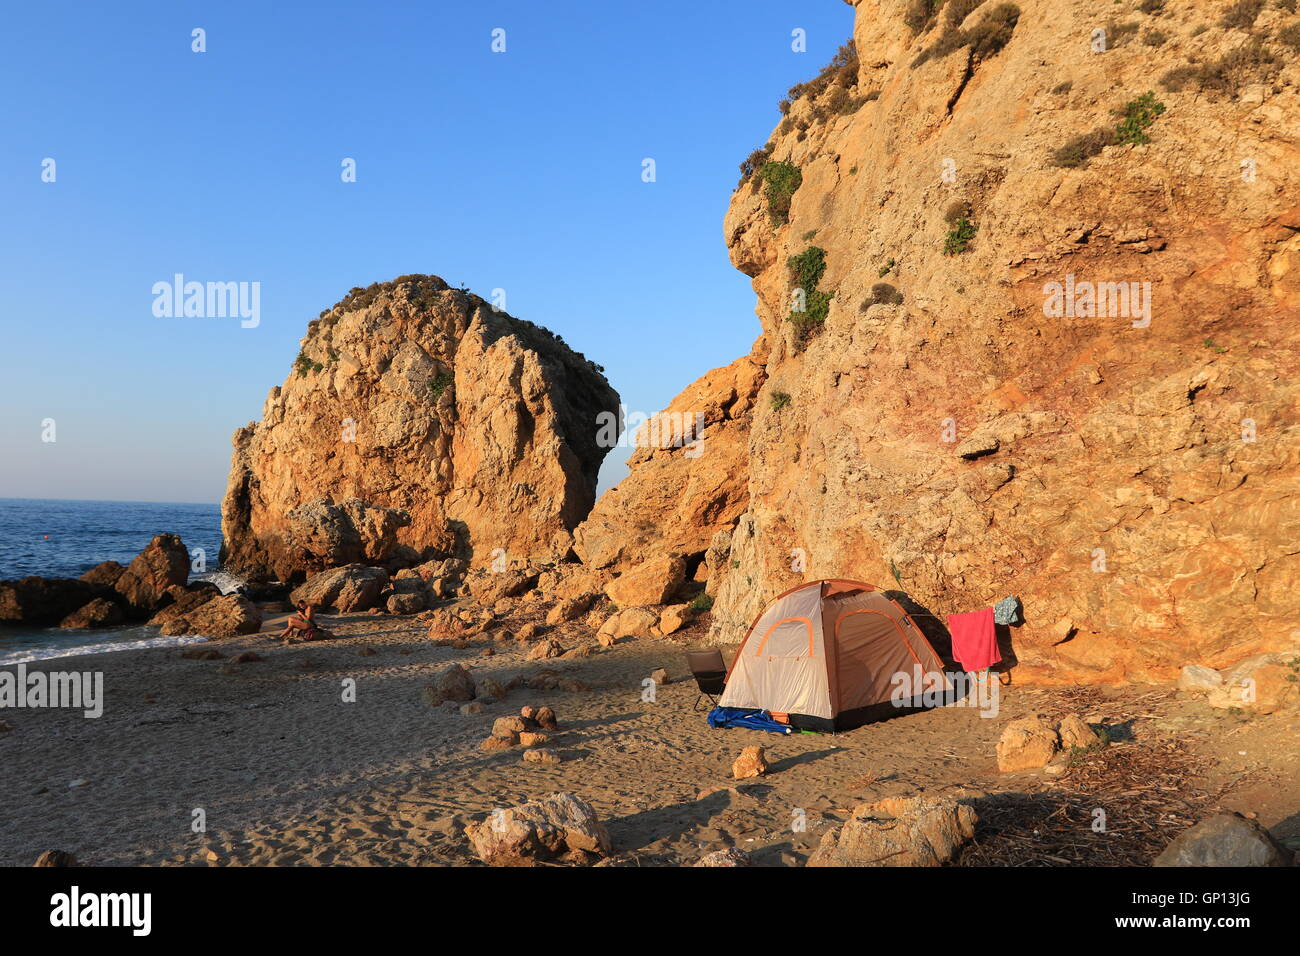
758,161,803,225
1114,91,1166,145
294,350,323,376
427,372,454,400
786,247,833,346
943,217,978,255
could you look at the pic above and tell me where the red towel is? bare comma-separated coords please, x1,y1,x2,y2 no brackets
947,608,1001,673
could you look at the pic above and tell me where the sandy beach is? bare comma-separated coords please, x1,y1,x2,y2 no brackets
3,605,1297,867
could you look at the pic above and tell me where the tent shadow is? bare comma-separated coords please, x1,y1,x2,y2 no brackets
768,747,840,773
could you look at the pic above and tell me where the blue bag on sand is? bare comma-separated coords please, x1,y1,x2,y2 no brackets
706,706,794,735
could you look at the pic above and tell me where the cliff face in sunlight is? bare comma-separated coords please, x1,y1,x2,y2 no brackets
640,0,1300,682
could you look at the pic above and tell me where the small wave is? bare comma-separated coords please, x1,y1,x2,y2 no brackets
0,633,210,667
193,569,247,595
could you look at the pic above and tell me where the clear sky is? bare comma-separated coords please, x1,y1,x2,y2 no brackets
0,0,854,505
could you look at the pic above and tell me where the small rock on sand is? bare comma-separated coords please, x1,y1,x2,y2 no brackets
1057,714,1101,751
996,716,1059,771
523,748,562,765
695,847,752,867
732,746,768,779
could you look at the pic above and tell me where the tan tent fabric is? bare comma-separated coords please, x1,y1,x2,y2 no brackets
718,579,950,730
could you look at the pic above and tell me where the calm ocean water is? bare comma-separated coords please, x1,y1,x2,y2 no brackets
0,498,227,664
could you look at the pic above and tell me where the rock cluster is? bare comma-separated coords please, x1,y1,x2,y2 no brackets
466,792,611,866
1179,654,1300,715
0,534,261,639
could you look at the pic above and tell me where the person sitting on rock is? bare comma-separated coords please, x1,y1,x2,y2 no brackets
280,601,318,643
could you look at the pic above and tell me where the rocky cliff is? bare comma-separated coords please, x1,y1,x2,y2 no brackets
221,276,619,580
682,0,1300,683
572,348,765,577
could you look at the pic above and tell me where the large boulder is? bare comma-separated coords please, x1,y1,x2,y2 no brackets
0,577,101,625
113,534,190,615
603,554,687,609
1154,814,1292,867
220,275,620,580
58,598,125,630
147,583,222,628
466,793,612,866
808,795,978,867
597,607,659,641
545,593,596,626
251,498,412,582
290,564,390,612
467,569,539,606
159,594,262,638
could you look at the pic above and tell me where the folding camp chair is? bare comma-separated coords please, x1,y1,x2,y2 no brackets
685,649,727,711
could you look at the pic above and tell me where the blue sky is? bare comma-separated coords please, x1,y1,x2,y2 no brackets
0,0,854,504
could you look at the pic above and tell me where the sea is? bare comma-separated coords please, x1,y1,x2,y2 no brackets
0,498,235,665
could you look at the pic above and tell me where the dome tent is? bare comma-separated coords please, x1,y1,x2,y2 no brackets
717,579,952,732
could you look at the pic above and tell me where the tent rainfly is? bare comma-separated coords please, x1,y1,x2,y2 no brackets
717,579,952,731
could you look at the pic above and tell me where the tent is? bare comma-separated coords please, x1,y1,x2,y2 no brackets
716,579,951,732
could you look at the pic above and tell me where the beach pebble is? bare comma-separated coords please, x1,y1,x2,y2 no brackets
523,748,562,766
526,639,564,661
650,667,670,685
535,706,558,730
460,701,484,716
518,732,551,748
68,778,90,789
480,736,515,752
492,716,527,738
695,847,752,867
